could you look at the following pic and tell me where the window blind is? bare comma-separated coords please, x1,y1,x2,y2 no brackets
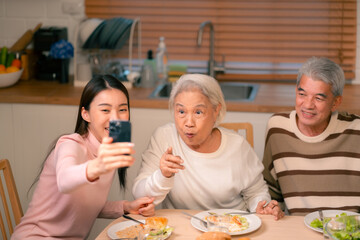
85,0,356,81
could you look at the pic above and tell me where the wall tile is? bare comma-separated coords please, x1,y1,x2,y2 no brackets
6,0,46,18
0,19,25,40
46,0,67,19
0,0,3,18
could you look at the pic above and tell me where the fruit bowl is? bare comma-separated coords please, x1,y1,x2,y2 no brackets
0,69,23,88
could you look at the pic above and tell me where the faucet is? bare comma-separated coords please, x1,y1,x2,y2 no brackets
197,20,225,77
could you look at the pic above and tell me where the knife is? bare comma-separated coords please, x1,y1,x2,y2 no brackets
181,211,207,228
122,214,144,225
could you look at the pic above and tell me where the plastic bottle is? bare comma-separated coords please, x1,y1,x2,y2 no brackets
144,50,156,78
139,50,156,88
156,36,168,84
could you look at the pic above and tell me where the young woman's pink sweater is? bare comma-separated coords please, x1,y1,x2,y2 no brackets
12,132,124,240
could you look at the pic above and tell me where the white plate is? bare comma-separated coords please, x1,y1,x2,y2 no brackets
304,210,358,233
107,220,172,240
190,209,262,235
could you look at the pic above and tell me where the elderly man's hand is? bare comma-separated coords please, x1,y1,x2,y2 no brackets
256,200,285,220
160,147,185,178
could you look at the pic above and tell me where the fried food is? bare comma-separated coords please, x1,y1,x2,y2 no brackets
116,216,171,239
196,231,231,240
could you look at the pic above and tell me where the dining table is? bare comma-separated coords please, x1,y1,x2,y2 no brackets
95,209,323,240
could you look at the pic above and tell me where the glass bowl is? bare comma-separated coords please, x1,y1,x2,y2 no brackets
324,215,360,240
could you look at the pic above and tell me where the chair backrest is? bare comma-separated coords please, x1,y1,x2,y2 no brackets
0,159,23,240
220,122,254,147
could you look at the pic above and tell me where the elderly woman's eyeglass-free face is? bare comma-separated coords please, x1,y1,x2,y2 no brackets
173,89,221,152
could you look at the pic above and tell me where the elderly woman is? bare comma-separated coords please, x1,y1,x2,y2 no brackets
133,74,284,219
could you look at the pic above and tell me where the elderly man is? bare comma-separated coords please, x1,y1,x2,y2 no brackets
262,57,360,215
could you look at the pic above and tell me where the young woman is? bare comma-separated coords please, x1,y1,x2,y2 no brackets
12,75,154,240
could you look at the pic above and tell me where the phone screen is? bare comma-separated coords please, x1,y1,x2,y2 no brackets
109,120,131,142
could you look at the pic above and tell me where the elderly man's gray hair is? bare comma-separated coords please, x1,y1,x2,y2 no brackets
296,56,345,97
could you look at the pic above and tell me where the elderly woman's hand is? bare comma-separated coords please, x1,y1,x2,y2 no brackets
256,200,285,220
160,147,185,178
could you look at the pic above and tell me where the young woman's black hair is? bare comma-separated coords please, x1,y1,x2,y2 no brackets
74,74,131,188
29,75,130,196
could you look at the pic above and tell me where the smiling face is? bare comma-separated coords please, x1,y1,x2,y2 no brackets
173,88,221,152
81,88,129,142
295,75,342,136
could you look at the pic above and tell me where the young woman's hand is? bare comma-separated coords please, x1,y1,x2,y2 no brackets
160,147,185,178
256,200,284,220
86,137,135,181
124,197,155,217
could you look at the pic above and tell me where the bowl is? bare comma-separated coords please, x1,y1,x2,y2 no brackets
325,215,360,240
0,69,23,88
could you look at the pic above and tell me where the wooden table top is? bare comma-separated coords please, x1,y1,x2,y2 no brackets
95,209,322,240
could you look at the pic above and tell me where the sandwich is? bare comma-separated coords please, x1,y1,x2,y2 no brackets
145,217,168,236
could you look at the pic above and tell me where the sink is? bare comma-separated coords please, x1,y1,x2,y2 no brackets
149,82,259,102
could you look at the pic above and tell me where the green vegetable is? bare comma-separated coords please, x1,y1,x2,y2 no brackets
146,227,173,239
310,217,332,229
5,52,15,67
149,228,163,236
311,213,348,229
0,46,8,65
324,214,360,240
310,218,324,228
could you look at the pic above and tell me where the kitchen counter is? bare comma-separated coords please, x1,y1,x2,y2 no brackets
1,79,360,114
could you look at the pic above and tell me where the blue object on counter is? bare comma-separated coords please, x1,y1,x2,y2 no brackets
49,39,74,59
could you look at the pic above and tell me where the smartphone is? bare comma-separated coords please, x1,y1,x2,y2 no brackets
109,120,131,142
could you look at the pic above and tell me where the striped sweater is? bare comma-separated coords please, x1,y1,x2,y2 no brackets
262,110,360,216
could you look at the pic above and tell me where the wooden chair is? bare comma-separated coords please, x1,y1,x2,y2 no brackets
0,159,23,240
220,122,254,147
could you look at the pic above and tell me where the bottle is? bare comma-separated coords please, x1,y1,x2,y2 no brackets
139,50,156,88
156,36,168,84
144,50,156,79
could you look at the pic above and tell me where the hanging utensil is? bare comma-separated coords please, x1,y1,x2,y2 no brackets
10,23,42,52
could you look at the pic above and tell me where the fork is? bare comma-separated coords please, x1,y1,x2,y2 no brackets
181,211,208,228
319,210,324,223
319,210,324,230
208,211,256,216
225,211,257,215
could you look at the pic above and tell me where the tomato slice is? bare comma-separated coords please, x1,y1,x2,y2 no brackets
232,216,243,226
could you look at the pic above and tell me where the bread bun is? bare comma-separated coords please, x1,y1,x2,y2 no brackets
145,216,168,230
196,231,231,240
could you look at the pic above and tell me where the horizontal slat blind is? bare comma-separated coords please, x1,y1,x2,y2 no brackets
85,0,356,80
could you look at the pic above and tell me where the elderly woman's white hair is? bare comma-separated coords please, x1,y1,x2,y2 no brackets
168,73,226,126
